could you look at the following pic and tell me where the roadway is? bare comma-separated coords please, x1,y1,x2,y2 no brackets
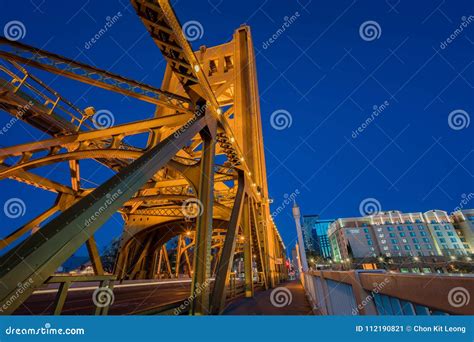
14,278,194,315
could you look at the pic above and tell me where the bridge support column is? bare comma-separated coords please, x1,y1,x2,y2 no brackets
243,198,254,297
190,119,216,315
210,170,245,314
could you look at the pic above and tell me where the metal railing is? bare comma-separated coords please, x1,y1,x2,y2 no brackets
0,57,93,131
302,270,474,315
46,275,115,315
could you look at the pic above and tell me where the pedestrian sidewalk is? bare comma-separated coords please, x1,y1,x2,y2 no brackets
223,280,314,315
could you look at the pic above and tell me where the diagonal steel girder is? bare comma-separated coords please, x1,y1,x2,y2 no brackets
0,110,210,314
0,38,192,113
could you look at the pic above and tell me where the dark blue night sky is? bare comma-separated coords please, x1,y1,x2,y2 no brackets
0,0,473,255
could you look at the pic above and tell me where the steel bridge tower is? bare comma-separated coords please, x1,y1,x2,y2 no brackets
0,0,286,315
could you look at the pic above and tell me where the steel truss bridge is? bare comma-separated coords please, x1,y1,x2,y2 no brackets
0,0,287,315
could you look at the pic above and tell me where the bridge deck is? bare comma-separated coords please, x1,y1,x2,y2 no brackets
223,280,314,315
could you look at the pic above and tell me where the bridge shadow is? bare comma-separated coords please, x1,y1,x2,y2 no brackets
223,280,315,315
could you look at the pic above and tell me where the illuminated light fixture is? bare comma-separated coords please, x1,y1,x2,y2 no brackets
345,258,351,262
193,64,200,72
450,255,456,260
240,157,244,162
252,183,256,187
413,256,419,261
185,230,191,236
466,257,472,261
230,137,235,143
239,236,245,242
378,257,384,262
247,171,252,176
216,108,222,115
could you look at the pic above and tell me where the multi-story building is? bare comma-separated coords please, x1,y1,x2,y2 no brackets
451,209,474,254
302,215,334,259
328,210,469,262
327,216,379,261
423,210,467,257
300,216,315,254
